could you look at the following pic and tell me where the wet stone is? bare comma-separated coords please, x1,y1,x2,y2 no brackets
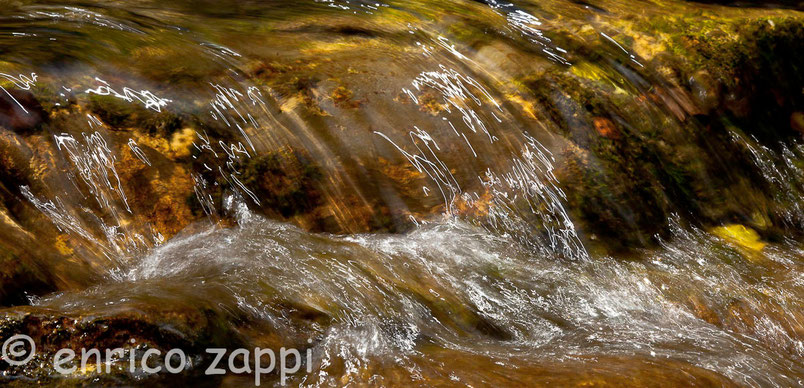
0,88,46,135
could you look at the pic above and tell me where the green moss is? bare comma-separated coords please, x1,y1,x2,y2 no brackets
87,94,183,136
235,149,323,218
87,94,139,128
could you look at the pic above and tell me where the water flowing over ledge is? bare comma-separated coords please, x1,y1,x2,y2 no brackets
0,0,801,386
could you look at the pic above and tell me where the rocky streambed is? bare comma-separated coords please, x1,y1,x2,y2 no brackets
0,0,802,386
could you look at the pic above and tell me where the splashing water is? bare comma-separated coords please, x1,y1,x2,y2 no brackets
0,0,802,386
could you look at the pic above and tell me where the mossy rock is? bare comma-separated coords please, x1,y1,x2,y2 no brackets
237,149,323,218
87,94,183,137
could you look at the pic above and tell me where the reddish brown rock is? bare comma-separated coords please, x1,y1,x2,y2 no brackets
0,88,46,134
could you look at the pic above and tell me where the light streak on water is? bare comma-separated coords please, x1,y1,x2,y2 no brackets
85,77,171,112
0,72,37,114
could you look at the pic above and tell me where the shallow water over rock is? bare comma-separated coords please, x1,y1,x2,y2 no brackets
0,0,802,386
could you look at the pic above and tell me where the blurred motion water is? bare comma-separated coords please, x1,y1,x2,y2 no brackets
0,0,802,386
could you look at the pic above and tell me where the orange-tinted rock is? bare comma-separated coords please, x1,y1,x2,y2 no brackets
592,117,620,139
117,145,197,239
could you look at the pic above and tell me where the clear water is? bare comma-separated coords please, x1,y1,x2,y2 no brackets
0,0,802,386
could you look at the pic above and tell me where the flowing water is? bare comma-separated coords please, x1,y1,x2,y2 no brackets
0,0,802,386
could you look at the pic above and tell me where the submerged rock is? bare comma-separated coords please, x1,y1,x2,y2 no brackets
0,88,45,135
0,247,54,307
10,0,804,254
0,0,803,383
0,289,243,385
